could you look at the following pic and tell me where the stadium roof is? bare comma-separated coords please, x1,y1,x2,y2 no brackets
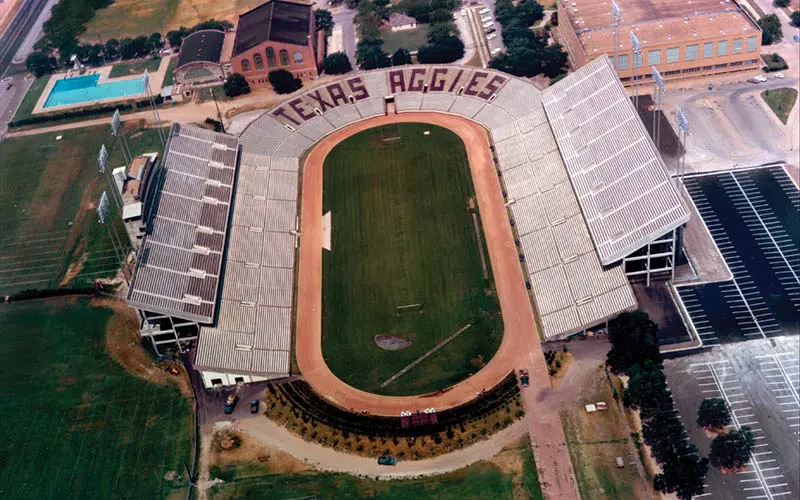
193,153,296,377
127,124,239,324
542,56,689,265
233,0,312,56
177,30,225,69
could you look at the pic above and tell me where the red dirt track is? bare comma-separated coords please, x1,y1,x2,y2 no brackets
296,113,579,499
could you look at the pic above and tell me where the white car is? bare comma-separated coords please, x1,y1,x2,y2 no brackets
483,21,494,28
481,15,492,22
479,7,490,14
773,73,785,79
491,47,502,55
487,33,497,40
460,9,466,16
751,75,768,83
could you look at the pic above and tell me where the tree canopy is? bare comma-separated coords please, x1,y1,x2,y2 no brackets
758,14,783,45
709,427,754,470
268,69,303,95
654,454,709,500
26,51,58,77
223,73,251,98
417,34,464,64
357,39,391,69
696,398,731,431
315,9,335,32
323,52,353,74
791,11,800,28
606,311,662,375
392,48,412,66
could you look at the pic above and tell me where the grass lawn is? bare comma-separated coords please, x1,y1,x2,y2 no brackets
162,56,178,87
209,462,513,500
12,75,50,123
561,367,646,500
321,123,502,396
381,25,431,54
761,88,798,124
81,0,266,42
0,125,165,294
0,297,192,497
108,57,162,78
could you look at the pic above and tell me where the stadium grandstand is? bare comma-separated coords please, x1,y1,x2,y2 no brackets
128,57,688,387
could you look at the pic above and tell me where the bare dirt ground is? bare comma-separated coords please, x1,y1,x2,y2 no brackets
295,112,579,499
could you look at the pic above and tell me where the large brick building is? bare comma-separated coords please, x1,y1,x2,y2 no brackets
230,0,324,87
555,0,762,86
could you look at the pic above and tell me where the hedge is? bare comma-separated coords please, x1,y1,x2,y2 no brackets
8,95,163,128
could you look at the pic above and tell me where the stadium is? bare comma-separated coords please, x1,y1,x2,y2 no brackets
126,56,687,411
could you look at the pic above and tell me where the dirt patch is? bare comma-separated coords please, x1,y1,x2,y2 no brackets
71,420,108,432
490,438,530,500
374,334,411,350
60,249,89,287
93,297,192,397
212,426,311,476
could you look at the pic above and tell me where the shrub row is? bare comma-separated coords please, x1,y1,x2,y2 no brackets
8,96,163,128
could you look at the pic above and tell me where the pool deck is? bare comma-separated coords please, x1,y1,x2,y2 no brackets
32,57,170,115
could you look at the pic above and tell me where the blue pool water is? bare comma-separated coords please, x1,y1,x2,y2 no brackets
43,74,146,108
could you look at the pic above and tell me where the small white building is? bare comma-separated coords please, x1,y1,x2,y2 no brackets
389,13,417,32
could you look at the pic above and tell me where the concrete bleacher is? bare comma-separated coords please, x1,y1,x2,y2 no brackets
395,92,423,112
239,114,292,156
355,97,385,118
448,95,487,118
296,115,335,142
323,104,362,130
420,92,456,112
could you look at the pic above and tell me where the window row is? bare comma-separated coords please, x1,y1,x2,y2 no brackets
240,48,304,72
618,59,760,81
611,36,758,69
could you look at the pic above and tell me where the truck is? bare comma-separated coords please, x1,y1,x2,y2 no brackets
377,455,397,466
519,369,530,388
224,394,238,414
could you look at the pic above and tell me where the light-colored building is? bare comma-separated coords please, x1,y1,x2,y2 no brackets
555,0,762,86
172,30,236,99
389,13,417,32
230,0,324,87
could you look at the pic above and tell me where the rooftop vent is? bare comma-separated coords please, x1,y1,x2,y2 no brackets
182,294,202,306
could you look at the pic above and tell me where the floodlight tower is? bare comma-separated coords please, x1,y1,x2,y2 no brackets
110,109,132,165
97,191,129,282
652,66,665,154
630,31,641,110
143,70,166,147
98,144,123,210
611,0,622,72
676,106,690,192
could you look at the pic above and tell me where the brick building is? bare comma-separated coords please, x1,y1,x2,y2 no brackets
230,0,324,87
555,0,762,87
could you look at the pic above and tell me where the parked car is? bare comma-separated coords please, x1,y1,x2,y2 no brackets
483,21,494,28
518,369,530,388
460,9,466,16
223,394,238,414
491,47,502,55
479,7,490,14
481,15,492,22
486,27,496,34
487,33,497,40
250,399,260,414
377,455,397,466
773,73,785,79
750,75,768,83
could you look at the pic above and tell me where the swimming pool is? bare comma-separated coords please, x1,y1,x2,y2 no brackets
43,74,146,108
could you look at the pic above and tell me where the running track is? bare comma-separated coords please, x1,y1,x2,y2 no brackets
296,112,579,499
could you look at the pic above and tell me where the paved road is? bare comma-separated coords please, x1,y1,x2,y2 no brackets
0,72,32,137
0,0,50,77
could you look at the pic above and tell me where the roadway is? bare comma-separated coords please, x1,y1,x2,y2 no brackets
0,0,51,77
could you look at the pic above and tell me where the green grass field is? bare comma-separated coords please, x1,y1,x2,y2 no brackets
12,76,49,123
0,125,165,294
0,298,191,498
381,25,431,54
108,58,162,79
321,123,502,396
761,87,798,124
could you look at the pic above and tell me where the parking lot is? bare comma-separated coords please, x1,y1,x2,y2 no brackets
674,165,799,347
665,337,800,500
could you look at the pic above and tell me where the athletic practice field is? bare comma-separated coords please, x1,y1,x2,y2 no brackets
321,123,502,396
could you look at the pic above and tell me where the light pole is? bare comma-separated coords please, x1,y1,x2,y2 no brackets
630,31,641,111
611,0,622,72
652,66,665,154
97,191,129,282
143,70,166,147
676,106,690,192
111,109,132,165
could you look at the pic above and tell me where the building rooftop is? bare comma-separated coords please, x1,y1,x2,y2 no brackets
233,0,312,56
561,0,759,54
542,56,689,265
389,13,417,27
127,124,240,324
177,30,226,69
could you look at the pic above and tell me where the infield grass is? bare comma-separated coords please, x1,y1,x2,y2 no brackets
0,297,191,498
321,123,502,396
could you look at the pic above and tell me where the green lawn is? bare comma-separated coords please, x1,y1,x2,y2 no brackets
521,438,545,499
321,123,502,396
0,125,165,294
12,75,50,123
209,462,514,500
381,25,431,54
0,298,192,498
108,58,161,78
162,56,178,87
761,87,798,124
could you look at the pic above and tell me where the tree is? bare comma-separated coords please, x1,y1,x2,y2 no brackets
104,38,119,60
119,38,136,59
223,73,251,97
322,52,352,74
696,398,731,431
315,9,334,32
146,33,164,54
26,50,57,77
709,427,754,470
791,11,800,28
606,311,662,374
623,360,670,410
758,14,783,45
392,48,412,66
773,0,790,7
268,69,302,94
516,0,545,26
654,453,709,500
166,27,190,48
356,40,391,69
417,35,464,63
133,35,149,57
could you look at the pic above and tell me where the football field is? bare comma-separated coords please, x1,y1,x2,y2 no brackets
321,123,503,396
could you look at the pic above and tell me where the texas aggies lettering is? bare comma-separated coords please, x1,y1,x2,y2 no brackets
269,67,509,127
